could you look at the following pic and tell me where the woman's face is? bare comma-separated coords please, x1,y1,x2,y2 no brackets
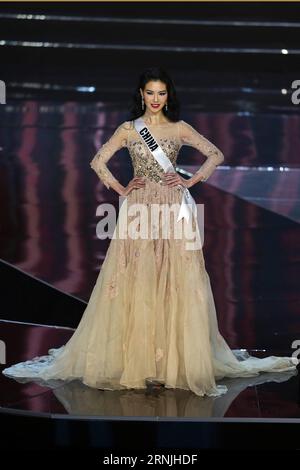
140,80,168,113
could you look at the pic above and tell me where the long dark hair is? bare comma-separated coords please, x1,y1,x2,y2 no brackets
129,66,180,122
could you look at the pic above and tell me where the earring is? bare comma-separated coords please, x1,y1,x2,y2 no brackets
141,95,144,110
165,102,168,112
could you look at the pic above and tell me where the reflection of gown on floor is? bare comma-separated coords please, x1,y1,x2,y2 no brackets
38,369,299,418
2,120,298,397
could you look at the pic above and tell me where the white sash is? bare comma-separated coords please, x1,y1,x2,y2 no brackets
133,117,197,223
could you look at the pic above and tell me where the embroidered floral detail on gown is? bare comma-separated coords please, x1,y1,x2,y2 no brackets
2,119,298,397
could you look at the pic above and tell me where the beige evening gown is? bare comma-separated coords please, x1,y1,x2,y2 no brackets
2,119,298,397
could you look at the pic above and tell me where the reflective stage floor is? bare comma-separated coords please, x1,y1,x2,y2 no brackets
1,320,299,420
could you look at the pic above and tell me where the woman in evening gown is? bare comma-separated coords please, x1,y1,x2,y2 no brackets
2,67,298,398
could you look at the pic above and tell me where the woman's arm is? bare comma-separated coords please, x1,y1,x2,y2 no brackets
90,122,129,195
178,120,224,188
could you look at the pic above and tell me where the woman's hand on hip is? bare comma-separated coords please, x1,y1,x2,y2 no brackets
122,176,146,196
162,172,191,188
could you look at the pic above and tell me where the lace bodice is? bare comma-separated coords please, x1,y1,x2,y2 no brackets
90,119,224,189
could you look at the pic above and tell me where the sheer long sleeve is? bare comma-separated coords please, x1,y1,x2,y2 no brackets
90,122,129,189
179,120,224,181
